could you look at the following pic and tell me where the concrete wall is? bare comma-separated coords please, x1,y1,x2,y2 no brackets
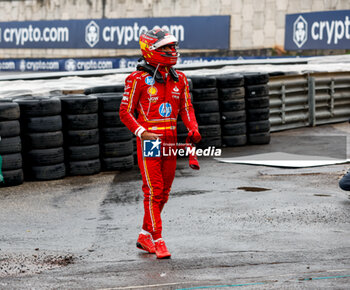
0,0,349,58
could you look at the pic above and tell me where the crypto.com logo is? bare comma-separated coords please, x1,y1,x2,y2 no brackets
85,21,99,47
293,15,308,48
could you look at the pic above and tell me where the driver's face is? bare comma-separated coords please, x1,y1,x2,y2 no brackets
158,44,175,52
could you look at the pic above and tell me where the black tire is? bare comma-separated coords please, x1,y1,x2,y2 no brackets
0,98,14,102
0,169,24,186
23,115,62,133
197,137,222,149
198,125,221,138
66,144,100,161
0,102,20,121
102,155,134,171
84,85,124,95
220,99,245,112
0,120,20,137
93,93,123,112
192,88,218,101
222,135,247,147
1,153,22,171
23,131,63,149
245,84,269,98
193,100,219,113
0,136,21,154
177,133,187,143
101,127,133,143
101,111,123,127
60,95,98,114
247,120,271,133
246,96,270,109
68,159,101,176
64,113,98,130
247,108,270,121
29,163,66,181
177,121,188,134
244,73,269,85
25,147,64,166
101,140,134,157
222,123,246,135
195,112,221,125
216,74,244,88
66,129,99,146
221,110,246,124
188,76,217,88
248,132,271,144
14,97,61,117
218,87,245,100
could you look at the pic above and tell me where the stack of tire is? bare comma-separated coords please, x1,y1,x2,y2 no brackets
0,101,23,186
85,85,134,171
60,95,101,176
189,75,221,148
217,74,247,147
14,97,65,181
244,73,270,145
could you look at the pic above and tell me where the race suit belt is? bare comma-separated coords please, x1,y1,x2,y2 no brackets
148,126,176,131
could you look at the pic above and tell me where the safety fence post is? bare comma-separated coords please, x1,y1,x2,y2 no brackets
308,75,316,127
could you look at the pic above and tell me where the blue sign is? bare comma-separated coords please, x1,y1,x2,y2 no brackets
0,16,230,49
0,56,306,72
143,139,161,157
285,10,350,50
159,103,172,117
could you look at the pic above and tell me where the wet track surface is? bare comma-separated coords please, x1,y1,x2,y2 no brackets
0,123,349,289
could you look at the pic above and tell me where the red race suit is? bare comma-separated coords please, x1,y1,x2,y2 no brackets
119,68,198,240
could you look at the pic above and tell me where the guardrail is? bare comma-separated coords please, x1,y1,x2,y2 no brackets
269,72,350,132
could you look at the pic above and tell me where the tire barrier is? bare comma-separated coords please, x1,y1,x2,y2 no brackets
14,97,65,181
0,72,277,187
0,101,24,187
60,95,101,176
190,76,222,148
92,92,134,171
217,74,247,147
84,85,125,95
244,73,271,145
132,136,137,165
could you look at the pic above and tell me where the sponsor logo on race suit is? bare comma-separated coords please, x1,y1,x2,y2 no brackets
147,86,158,96
145,76,155,85
149,96,159,103
159,103,172,117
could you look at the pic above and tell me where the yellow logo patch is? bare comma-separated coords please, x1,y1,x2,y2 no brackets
147,86,158,96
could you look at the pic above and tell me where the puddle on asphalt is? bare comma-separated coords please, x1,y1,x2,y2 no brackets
237,186,271,192
102,185,141,205
112,169,141,183
0,253,75,278
171,190,211,197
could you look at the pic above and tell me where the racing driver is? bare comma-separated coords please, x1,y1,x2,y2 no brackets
119,28,201,259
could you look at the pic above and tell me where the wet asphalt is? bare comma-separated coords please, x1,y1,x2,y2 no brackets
0,123,349,289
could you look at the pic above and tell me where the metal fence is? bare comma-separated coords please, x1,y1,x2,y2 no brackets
269,72,350,132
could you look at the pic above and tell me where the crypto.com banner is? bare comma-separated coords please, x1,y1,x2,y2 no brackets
285,10,350,50
0,16,230,49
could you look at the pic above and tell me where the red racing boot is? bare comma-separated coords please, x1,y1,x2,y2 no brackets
154,239,171,259
136,233,156,254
